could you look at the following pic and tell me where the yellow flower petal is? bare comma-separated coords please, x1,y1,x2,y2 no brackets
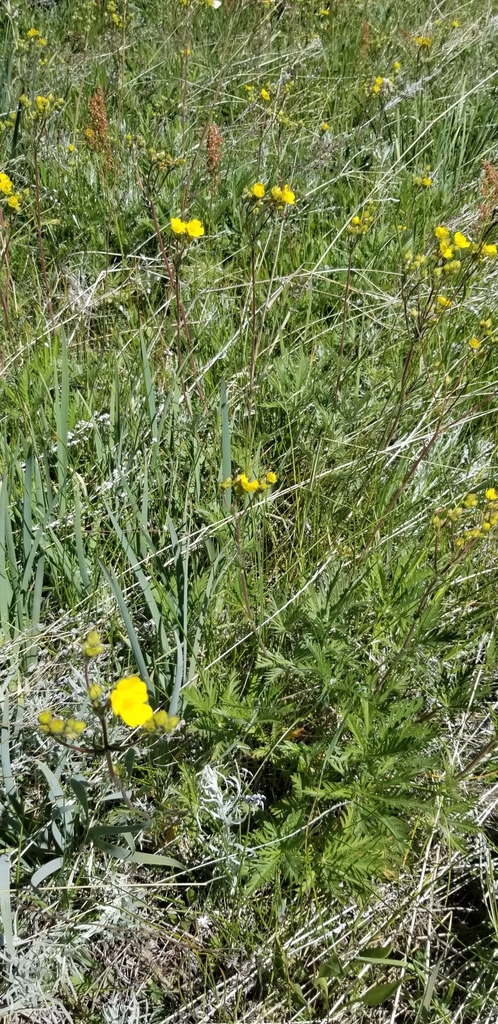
170,217,187,234
185,218,204,238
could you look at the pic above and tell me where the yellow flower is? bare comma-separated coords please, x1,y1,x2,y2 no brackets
439,242,454,259
393,61,401,72
437,295,452,308
83,629,105,658
260,88,271,102
482,521,491,531
0,172,13,196
271,184,295,206
38,37,47,46
415,35,432,47
468,337,481,350
170,217,187,234
485,488,498,501
434,225,449,240
320,122,329,131
421,177,432,187
185,218,204,238
27,27,40,37
452,20,459,27
266,471,278,484
372,76,384,94
35,94,52,114
463,493,478,508
320,8,329,14
88,683,103,701
236,473,259,493
453,231,471,248
7,194,20,210
110,676,153,728
67,143,75,153
481,243,497,258
251,182,265,198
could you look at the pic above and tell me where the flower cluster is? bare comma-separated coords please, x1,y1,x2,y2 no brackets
246,182,296,209
107,1,124,27
170,217,205,238
414,35,432,47
143,709,180,733
413,173,432,187
0,172,22,211
433,488,498,545
371,75,392,96
35,93,58,116
222,470,277,495
83,628,105,658
27,27,47,46
347,208,374,236
38,710,87,738
433,225,497,265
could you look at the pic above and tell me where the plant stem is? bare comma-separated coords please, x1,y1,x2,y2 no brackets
33,145,56,332
334,239,355,410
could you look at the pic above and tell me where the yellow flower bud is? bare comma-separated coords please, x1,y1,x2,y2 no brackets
83,630,105,658
48,717,65,735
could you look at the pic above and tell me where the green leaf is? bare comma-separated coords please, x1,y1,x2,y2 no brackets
100,561,151,690
0,853,14,956
31,857,64,889
1,695,16,798
318,954,344,979
360,979,403,1006
88,823,148,839
69,777,89,821
92,838,183,870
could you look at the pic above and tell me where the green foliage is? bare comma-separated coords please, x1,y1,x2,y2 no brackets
0,0,497,1019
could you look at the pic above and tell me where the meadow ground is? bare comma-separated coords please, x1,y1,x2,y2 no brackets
1,0,498,1020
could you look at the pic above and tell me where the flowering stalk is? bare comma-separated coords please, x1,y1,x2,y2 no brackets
39,631,180,812
147,198,207,413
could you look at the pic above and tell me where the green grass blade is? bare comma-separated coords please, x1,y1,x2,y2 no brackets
220,376,231,509
0,853,14,957
1,695,16,799
73,479,91,593
100,561,152,691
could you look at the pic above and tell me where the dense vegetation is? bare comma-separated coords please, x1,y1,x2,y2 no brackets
1,0,498,1020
